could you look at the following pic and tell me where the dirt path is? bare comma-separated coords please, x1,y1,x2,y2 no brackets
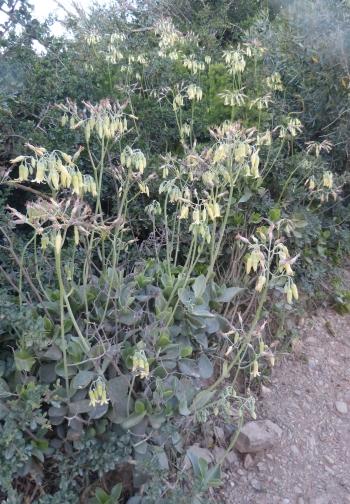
219,307,350,504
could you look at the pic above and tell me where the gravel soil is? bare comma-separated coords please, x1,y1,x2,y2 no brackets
217,307,350,504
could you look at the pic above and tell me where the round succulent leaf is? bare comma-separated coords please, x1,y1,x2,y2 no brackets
88,403,109,420
71,370,95,389
121,411,146,430
178,358,200,378
14,350,35,372
39,363,57,384
108,376,129,407
39,345,62,361
55,361,77,378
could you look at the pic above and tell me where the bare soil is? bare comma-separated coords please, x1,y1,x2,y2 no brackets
218,307,350,504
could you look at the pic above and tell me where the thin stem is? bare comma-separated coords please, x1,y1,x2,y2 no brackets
55,249,70,400
206,180,235,281
19,235,35,308
263,138,285,179
33,235,50,301
165,238,201,327
277,163,300,204
127,375,136,416
163,192,172,276
55,245,90,353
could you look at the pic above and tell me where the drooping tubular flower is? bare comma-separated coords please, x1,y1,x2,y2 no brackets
323,171,333,189
132,350,149,379
284,281,299,304
186,84,203,101
10,148,97,197
251,360,260,378
89,378,109,408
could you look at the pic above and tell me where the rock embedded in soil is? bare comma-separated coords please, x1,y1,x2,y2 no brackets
235,420,282,454
243,453,255,469
249,478,263,491
335,400,348,414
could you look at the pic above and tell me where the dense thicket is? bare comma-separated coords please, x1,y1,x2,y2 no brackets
0,1,349,502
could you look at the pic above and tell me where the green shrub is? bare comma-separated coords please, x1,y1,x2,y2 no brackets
0,2,349,502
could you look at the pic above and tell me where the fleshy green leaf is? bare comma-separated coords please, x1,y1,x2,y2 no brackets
191,389,216,411
121,411,146,430
71,370,95,389
14,350,35,372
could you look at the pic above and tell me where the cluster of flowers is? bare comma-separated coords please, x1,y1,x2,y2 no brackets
60,100,128,143
242,230,299,305
89,378,109,407
305,170,339,202
11,146,97,197
121,146,147,174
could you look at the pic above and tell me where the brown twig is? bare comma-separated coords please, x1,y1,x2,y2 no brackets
2,181,52,201
0,265,20,293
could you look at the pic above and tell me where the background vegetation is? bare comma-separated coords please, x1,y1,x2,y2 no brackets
0,0,349,502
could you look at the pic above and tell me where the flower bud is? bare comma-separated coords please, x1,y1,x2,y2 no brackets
255,275,266,292
50,168,60,190
61,152,72,165
179,205,189,219
61,114,68,127
192,209,200,224
206,203,215,221
35,160,46,183
18,163,29,181
41,235,50,251
60,166,72,188
55,231,63,255
72,174,80,194
213,203,221,218
251,360,260,378
259,340,265,354
251,150,260,178
89,389,97,407
291,282,299,300
74,226,79,245
323,171,333,189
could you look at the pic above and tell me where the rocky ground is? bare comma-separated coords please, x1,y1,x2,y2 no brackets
215,307,350,504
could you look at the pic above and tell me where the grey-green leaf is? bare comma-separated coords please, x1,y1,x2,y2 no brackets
193,275,206,299
108,376,129,407
216,287,244,303
71,370,95,389
14,350,35,372
0,378,11,398
191,389,216,411
121,411,146,430
178,359,200,378
198,354,213,379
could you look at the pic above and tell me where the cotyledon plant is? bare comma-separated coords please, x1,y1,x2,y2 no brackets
0,21,315,499
4,101,298,442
